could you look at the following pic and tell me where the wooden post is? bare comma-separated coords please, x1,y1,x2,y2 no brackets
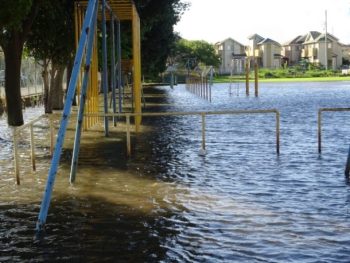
345,145,350,176
30,124,36,171
49,115,54,156
254,62,259,97
318,110,322,154
201,113,206,151
245,60,250,96
126,114,131,156
276,111,280,154
13,128,20,185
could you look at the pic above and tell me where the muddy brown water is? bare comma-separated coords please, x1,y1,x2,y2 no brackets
1,83,350,262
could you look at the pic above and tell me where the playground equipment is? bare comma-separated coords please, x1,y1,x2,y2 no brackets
36,0,142,231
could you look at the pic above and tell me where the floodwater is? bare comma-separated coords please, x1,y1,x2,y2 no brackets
1,82,350,262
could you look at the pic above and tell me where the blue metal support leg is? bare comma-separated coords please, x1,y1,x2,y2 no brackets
69,2,98,184
102,0,109,136
36,0,98,232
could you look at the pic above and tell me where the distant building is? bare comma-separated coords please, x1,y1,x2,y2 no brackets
282,35,306,65
341,43,350,64
283,31,345,69
214,38,246,75
301,31,343,69
247,34,282,68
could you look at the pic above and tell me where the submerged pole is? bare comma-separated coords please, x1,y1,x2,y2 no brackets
318,110,322,153
245,60,250,96
30,124,36,171
69,3,98,183
345,145,350,176
36,0,98,232
201,113,206,154
117,20,122,114
111,16,117,126
13,128,20,185
254,62,259,97
102,0,109,136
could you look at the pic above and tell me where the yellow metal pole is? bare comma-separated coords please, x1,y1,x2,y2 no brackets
132,5,142,132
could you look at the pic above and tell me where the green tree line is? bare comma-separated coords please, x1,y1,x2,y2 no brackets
0,0,219,126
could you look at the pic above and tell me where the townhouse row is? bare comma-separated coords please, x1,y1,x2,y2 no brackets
215,31,350,74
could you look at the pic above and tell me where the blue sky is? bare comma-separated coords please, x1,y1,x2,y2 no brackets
174,0,350,45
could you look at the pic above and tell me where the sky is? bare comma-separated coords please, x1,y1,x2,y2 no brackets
174,0,350,45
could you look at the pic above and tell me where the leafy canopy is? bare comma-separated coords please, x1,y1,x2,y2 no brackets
172,39,221,69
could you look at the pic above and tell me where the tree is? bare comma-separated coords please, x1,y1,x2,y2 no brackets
26,0,74,113
0,0,41,126
134,0,189,79
171,39,221,69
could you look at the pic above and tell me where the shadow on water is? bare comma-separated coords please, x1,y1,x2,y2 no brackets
0,196,178,263
2,84,350,262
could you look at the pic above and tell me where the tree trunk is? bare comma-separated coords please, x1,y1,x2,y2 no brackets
51,64,65,110
66,59,77,106
3,34,24,126
42,60,51,113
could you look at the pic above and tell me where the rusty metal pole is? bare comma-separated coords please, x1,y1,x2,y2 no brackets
245,60,250,96
318,109,322,154
254,62,259,97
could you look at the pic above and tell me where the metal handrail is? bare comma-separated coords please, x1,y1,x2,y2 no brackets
84,109,280,156
12,114,54,184
318,107,350,153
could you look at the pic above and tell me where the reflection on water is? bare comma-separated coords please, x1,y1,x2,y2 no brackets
1,83,350,262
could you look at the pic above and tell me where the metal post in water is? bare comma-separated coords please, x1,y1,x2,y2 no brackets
70,4,98,183
49,116,54,156
276,110,280,155
13,128,20,185
254,62,259,97
126,114,131,156
36,0,98,232
111,15,117,126
102,0,109,137
30,124,36,171
117,20,122,114
170,72,174,89
345,145,350,176
245,60,249,96
200,113,206,156
318,110,322,154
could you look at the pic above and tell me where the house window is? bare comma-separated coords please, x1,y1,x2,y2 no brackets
328,43,332,49
227,45,231,50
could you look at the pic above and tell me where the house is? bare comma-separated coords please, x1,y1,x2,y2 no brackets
214,38,246,75
247,34,282,68
282,35,306,65
301,31,343,69
340,43,350,64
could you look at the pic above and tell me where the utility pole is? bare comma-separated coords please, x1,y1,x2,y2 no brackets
325,10,328,71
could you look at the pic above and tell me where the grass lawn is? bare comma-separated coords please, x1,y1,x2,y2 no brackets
214,75,350,83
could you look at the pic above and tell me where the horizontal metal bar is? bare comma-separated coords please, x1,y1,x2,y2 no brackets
15,114,47,134
318,107,350,154
319,107,350,112
83,109,279,118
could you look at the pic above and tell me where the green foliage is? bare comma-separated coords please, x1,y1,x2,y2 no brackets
171,39,220,69
257,67,339,79
133,0,189,79
0,0,33,33
26,0,74,65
